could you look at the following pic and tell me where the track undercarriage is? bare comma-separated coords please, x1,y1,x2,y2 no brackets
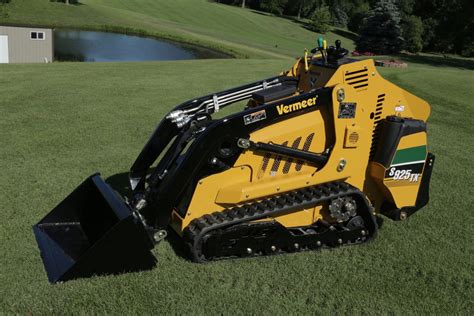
184,181,378,262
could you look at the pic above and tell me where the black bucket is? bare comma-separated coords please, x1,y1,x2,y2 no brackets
33,174,157,283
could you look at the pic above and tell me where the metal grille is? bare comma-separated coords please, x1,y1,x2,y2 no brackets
270,141,288,176
282,137,302,174
345,68,369,90
258,153,271,179
369,94,385,160
296,133,315,171
349,132,359,144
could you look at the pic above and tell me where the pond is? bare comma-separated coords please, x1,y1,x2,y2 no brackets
54,30,231,62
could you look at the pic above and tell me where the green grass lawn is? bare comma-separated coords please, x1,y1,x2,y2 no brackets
0,57,473,314
1,0,356,58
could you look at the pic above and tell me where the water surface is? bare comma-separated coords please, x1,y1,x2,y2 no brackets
54,30,230,62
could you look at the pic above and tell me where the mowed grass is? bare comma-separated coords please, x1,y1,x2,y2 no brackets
1,58,473,314
1,0,355,58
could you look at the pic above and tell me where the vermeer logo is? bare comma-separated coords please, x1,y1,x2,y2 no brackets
276,97,318,115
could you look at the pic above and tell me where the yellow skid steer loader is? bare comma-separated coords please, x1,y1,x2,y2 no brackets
33,40,434,283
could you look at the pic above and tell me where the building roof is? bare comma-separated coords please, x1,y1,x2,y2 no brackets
0,23,54,31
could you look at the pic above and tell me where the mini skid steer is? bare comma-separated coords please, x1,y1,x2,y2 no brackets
33,40,435,283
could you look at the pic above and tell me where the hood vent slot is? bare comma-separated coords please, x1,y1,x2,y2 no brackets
295,133,315,171
345,68,369,90
270,141,288,176
282,137,302,174
369,94,385,160
258,133,315,178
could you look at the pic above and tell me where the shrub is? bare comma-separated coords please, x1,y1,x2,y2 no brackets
356,0,404,54
310,5,332,34
331,0,348,28
259,0,288,15
402,15,423,53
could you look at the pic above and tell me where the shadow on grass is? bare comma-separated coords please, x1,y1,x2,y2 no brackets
396,54,474,70
375,215,384,229
105,171,385,261
248,9,361,49
167,228,192,261
50,0,85,6
250,9,273,17
249,9,317,33
332,29,359,42
105,171,192,261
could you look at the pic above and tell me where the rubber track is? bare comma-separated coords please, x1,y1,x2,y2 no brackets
183,180,377,262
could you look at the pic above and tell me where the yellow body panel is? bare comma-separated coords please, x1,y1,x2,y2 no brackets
369,132,428,208
175,58,431,233
268,206,319,227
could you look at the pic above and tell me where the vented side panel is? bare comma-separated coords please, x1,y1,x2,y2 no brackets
296,133,315,171
345,68,369,91
282,137,302,174
369,94,385,160
270,141,288,176
258,154,271,179
349,132,359,144
258,133,315,178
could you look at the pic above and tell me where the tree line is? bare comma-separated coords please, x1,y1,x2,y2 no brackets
214,0,474,56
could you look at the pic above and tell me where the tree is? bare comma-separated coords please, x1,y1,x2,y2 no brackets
259,0,288,15
395,0,414,16
216,0,473,56
421,17,437,49
331,0,349,28
356,0,404,54
347,0,370,33
297,0,321,19
413,0,473,56
310,4,332,33
295,0,306,19
402,15,423,53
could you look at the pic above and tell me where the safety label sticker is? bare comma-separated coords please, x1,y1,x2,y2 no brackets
244,109,267,125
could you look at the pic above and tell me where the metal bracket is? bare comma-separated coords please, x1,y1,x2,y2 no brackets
213,94,220,112
237,138,251,149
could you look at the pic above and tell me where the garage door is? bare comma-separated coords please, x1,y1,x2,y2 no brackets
0,35,9,63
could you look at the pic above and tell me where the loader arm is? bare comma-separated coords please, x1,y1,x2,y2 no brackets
129,75,292,191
